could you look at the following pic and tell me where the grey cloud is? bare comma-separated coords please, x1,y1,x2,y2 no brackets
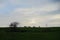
44,10,60,16
52,0,60,2
0,0,60,27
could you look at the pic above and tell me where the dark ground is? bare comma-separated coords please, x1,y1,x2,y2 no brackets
0,27,60,40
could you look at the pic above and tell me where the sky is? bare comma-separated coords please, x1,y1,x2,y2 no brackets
0,0,60,27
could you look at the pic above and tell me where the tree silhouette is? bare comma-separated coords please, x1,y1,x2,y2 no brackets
9,22,19,27
9,22,19,32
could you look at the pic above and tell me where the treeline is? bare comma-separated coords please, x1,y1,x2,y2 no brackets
4,27,60,32
5,22,60,32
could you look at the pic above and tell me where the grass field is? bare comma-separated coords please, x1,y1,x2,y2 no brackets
0,27,60,40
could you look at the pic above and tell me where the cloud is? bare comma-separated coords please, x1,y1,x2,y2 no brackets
0,0,60,27
0,2,7,9
52,0,60,2
9,0,55,8
9,4,59,27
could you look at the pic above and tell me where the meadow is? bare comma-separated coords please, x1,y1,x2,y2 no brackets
0,27,60,40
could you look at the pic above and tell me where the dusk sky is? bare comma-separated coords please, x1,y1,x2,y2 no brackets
0,0,60,27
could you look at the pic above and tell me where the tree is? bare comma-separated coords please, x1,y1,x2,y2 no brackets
9,22,19,32
9,22,19,27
